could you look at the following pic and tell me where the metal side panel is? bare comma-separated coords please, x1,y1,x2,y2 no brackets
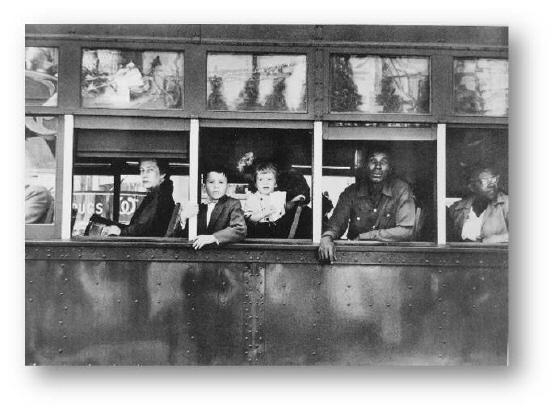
264,263,507,366
25,260,251,365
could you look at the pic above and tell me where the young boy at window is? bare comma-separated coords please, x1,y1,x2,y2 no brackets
178,168,247,249
244,162,288,238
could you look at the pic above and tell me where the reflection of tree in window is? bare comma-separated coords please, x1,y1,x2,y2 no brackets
207,75,228,110
377,59,428,113
376,75,403,113
417,77,430,113
296,82,307,112
237,56,261,110
454,60,485,115
331,56,362,112
455,74,484,114
264,77,287,111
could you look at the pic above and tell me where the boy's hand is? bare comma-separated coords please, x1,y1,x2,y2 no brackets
192,234,217,250
180,202,199,222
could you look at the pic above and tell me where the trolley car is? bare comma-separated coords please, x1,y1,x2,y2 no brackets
25,24,508,365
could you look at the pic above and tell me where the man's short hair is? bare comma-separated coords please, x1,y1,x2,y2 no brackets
367,143,392,159
467,163,499,182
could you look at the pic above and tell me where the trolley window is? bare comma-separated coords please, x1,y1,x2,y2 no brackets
453,58,508,117
199,127,313,240
25,47,58,107
206,53,307,112
25,116,58,226
323,124,436,242
330,55,430,114
81,49,185,110
445,127,508,244
71,129,189,237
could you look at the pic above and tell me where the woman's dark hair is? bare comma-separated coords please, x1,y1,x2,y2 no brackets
140,158,171,179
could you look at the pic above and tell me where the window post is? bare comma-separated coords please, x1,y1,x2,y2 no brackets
312,121,323,243
188,118,199,240
61,115,74,240
437,123,447,245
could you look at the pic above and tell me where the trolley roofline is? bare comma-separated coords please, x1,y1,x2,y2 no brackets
26,24,508,51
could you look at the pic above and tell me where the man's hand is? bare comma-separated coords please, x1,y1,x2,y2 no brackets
318,235,336,262
482,233,509,244
101,225,121,237
192,234,217,250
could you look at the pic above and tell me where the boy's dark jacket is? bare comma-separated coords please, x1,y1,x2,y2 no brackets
177,195,247,244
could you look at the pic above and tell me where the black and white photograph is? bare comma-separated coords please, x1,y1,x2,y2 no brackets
24,22,510,366
6,1,555,411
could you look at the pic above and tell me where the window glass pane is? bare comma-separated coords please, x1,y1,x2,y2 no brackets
323,136,436,241
200,128,312,239
72,175,114,236
446,128,508,243
454,58,508,116
81,49,184,109
25,47,58,106
207,54,307,112
330,55,430,114
25,116,57,225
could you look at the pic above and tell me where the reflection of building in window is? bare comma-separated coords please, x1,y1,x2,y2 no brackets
25,116,57,224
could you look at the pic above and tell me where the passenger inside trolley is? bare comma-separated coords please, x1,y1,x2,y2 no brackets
319,145,417,261
100,158,176,237
199,128,314,240
448,163,509,243
243,161,311,239
177,167,247,248
25,116,57,224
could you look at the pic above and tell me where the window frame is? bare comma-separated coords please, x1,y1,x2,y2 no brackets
193,44,316,121
25,113,65,240
24,29,508,249
328,53,432,116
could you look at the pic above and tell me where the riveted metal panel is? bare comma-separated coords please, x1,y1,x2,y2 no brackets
26,259,249,365
264,264,321,365
264,264,507,365
25,241,508,268
26,242,507,365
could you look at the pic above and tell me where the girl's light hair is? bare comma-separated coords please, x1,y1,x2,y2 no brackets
254,162,278,181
